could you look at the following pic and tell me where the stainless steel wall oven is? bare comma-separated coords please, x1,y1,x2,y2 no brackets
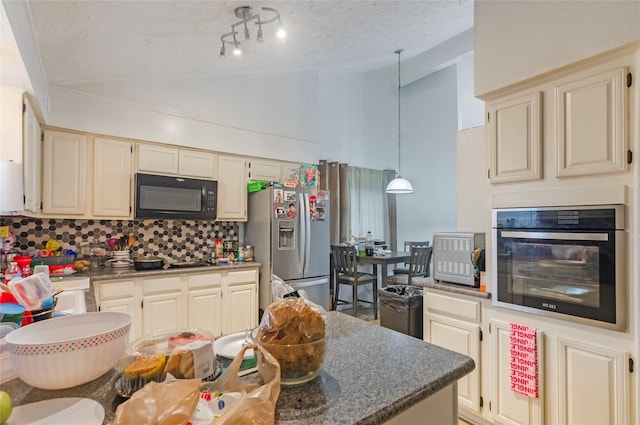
492,205,625,331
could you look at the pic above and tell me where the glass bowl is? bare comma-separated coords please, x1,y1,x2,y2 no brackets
252,328,326,385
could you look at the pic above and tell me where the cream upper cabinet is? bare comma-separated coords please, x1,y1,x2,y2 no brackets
178,149,217,179
0,86,23,163
42,130,87,215
93,137,132,218
23,97,42,213
556,67,628,177
136,143,179,175
137,143,216,179
248,158,280,182
488,91,542,184
217,154,247,221
557,337,630,425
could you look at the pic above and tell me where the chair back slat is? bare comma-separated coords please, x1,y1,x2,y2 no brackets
408,246,433,282
331,245,357,275
402,241,429,266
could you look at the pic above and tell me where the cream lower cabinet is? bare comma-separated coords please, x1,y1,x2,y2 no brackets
94,267,258,340
141,276,184,336
96,279,142,341
423,289,483,415
490,319,544,425
186,272,223,337
557,337,631,425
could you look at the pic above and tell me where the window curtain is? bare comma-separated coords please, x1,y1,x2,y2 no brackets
319,161,395,249
347,166,388,243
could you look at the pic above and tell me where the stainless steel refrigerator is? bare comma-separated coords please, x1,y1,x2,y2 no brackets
246,186,330,312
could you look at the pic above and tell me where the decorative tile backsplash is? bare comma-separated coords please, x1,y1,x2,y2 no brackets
1,217,240,261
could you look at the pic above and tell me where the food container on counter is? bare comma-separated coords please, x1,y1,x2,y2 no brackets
8,273,55,311
115,328,217,397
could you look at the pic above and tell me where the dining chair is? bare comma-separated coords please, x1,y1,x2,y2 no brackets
331,245,378,319
387,246,433,286
393,241,430,276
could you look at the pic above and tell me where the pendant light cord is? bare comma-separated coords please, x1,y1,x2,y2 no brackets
395,49,403,176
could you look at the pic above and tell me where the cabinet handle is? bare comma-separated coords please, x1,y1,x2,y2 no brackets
627,150,633,164
627,72,632,88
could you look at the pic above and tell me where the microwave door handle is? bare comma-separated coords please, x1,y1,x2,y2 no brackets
501,231,609,242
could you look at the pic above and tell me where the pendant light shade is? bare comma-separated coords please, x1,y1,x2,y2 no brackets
385,177,413,194
386,49,413,194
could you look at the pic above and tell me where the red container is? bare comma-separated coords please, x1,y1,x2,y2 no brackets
14,255,32,277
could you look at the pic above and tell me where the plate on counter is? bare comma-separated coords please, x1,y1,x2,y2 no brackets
216,331,255,359
6,397,104,425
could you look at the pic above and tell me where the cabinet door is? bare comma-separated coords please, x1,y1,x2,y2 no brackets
0,87,23,162
488,92,542,183
225,283,257,335
556,67,627,177
42,130,87,214
187,288,223,336
100,298,141,341
23,98,41,213
137,143,179,175
248,158,280,182
142,292,184,335
426,314,481,413
217,155,247,221
93,137,132,217
178,150,217,179
187,272,223,336
557,337,630,425
490,320,544,425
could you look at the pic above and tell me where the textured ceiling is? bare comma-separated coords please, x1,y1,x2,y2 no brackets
25,0,473,87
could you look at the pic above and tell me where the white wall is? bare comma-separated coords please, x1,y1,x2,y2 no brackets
474,0,640,96
396,65,459,248
45,70,320,163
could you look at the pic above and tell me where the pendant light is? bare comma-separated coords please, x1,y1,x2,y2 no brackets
386,49,414,194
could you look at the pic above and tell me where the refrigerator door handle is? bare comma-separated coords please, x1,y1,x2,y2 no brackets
297,192,305,274
304,192,311,273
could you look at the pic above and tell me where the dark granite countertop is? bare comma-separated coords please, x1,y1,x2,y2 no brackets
77,261,260,281
1,312,474,425
410,277,491,299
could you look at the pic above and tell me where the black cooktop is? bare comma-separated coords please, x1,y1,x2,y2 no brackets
168,260,209,268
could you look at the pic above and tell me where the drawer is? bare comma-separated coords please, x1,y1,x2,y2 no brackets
227,269,258,285
425,290,482,324
187,272,222,289
99,280,136,300
142,276,183,295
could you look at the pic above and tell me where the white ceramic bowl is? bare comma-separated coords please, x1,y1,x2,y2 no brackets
5,312,131,389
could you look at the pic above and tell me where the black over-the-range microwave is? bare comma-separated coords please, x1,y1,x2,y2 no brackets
134,173,217,220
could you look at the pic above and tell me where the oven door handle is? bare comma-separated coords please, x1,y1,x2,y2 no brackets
500,231,609,241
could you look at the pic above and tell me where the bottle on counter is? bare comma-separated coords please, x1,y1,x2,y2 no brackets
4,261,21,284
215,238,223,259
365,231,374,257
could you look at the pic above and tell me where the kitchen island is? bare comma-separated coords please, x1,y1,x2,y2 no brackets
1,311,474,424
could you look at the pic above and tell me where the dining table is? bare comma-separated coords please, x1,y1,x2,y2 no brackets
329,250,411,307
356,250,411,288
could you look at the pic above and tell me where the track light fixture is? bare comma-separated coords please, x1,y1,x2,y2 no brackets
219,6,285,58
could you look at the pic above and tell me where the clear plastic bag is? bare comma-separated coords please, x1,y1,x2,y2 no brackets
109,344,281,425
200,344,281,425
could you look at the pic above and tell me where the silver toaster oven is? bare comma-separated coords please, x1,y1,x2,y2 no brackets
433,232,485,287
